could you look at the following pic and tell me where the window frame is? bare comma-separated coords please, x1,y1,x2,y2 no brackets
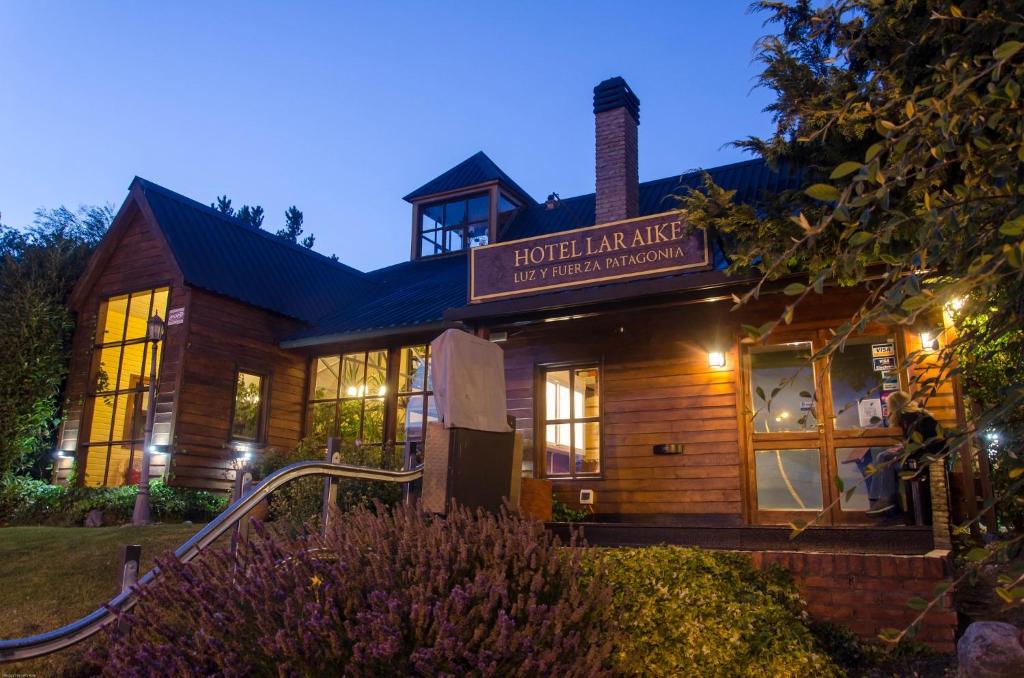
740,327,906,526
229,367,271,444
536,362,603,479
416,192,491,258
306,350,391,451
79,285,171,487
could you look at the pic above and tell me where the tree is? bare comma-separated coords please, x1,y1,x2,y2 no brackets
212,197,318,248
678,0,1024,632
0,206,112,477
276,205,316,249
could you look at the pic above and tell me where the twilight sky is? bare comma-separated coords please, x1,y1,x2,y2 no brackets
0,1,776,271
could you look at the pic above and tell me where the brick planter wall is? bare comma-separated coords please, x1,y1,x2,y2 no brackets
749,550,956,652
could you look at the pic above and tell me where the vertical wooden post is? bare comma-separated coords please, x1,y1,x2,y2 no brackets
117,544,141,633
971,402,998,533
321,437,341,536
230,463,253,558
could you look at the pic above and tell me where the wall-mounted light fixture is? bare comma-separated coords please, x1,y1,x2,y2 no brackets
919,331,939,352
708,351,725,368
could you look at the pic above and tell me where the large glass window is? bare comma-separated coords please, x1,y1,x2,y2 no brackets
82,287,169,487
231,371,266,442
749,342,817,433
419,194,490,256
542,366,601,477
308,350,389,451
829,336,899,429
395,345,437,468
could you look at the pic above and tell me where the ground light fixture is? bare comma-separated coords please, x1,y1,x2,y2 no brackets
708,351,726,368
132,313,166,526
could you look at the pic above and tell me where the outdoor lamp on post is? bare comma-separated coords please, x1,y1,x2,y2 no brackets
132,313,165,526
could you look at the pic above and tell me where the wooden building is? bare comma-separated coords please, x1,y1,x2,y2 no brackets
57,76,964,647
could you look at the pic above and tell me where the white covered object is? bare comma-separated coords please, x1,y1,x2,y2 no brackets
430,329,512,433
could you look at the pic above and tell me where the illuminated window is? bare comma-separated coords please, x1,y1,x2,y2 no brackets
395,345,437,467
231,371,267,442
308,350,389,452
419,194,490,256
541,366,601,477
82,287,169,487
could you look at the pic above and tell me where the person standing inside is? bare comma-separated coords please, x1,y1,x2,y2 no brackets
885,391,948,525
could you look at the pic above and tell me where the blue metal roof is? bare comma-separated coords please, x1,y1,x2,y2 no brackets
135,177,380,324
285,157,804,344
403,151,536,205
499,158,803,241
282,254,468,345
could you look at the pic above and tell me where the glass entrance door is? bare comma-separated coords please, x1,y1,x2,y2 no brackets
745,329,903,525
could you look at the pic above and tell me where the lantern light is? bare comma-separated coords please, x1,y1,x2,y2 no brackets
708,351,725,368
919,331,938,352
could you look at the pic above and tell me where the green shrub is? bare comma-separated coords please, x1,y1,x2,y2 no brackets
98,503,613,676
0,475,226,525
588,547,840,678
255,438,402,525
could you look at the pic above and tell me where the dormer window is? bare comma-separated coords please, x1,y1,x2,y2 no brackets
419,193,490,256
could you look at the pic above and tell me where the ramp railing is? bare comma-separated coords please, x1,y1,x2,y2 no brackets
0,459,423,664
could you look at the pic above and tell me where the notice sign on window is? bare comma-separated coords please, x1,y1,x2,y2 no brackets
872,356,897,372
871,343,895,358
167,307,185,326
469,211,710,303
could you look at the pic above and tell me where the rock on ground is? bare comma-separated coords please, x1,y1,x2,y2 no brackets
957,621,1024,678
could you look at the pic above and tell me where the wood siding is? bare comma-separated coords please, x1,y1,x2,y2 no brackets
60,204,185,484
498,286,954,523
173,289,307,491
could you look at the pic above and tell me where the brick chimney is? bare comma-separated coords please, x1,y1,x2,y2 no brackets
594,77,640,224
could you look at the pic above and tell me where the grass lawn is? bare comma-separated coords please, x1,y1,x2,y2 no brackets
0,523,207,676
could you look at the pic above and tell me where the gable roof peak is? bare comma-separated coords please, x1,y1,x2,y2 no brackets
403,151,535,205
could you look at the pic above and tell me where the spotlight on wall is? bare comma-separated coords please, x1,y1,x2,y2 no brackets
919,331,939,352
708,351,725,368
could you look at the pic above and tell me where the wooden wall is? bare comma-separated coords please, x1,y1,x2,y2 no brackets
172,289,307,492
60,203,186,484
498,285,958,523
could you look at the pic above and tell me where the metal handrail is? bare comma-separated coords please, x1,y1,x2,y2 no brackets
0,460,423,664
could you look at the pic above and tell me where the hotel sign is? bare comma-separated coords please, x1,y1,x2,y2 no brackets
469,211,710,303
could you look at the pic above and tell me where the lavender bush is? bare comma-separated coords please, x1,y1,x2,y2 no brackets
97,502,613,677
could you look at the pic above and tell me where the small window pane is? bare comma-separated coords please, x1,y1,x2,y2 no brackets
232,372,263,440
308,402,336,447
499,194,517,214
94,346,122,392
545,424,571,476
577,422,600,474
755,448,823,510
106,443,133,486
100,294,130,344
366,350,388,396
444,200,466,228
118,343,146,391
467,195,489,221
447,227,464,252
108,394,132,443
125,291,153,340
363,398,385,444
397,395,424,442
422,204,443,228
339,354,366,397
88,396,115,443
830,338,897,430
467,222,489,248
399,346,428,393
338,400,362,442
749,343,817,433
545,370,571,420
836,446,898,512
313,356,340,400
82,445,109,487
573,368,599,419
152,288,170,319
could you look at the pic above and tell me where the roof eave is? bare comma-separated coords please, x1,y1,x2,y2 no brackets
280,320,458,349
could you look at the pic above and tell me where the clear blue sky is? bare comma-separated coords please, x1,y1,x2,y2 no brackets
0,1,775,271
